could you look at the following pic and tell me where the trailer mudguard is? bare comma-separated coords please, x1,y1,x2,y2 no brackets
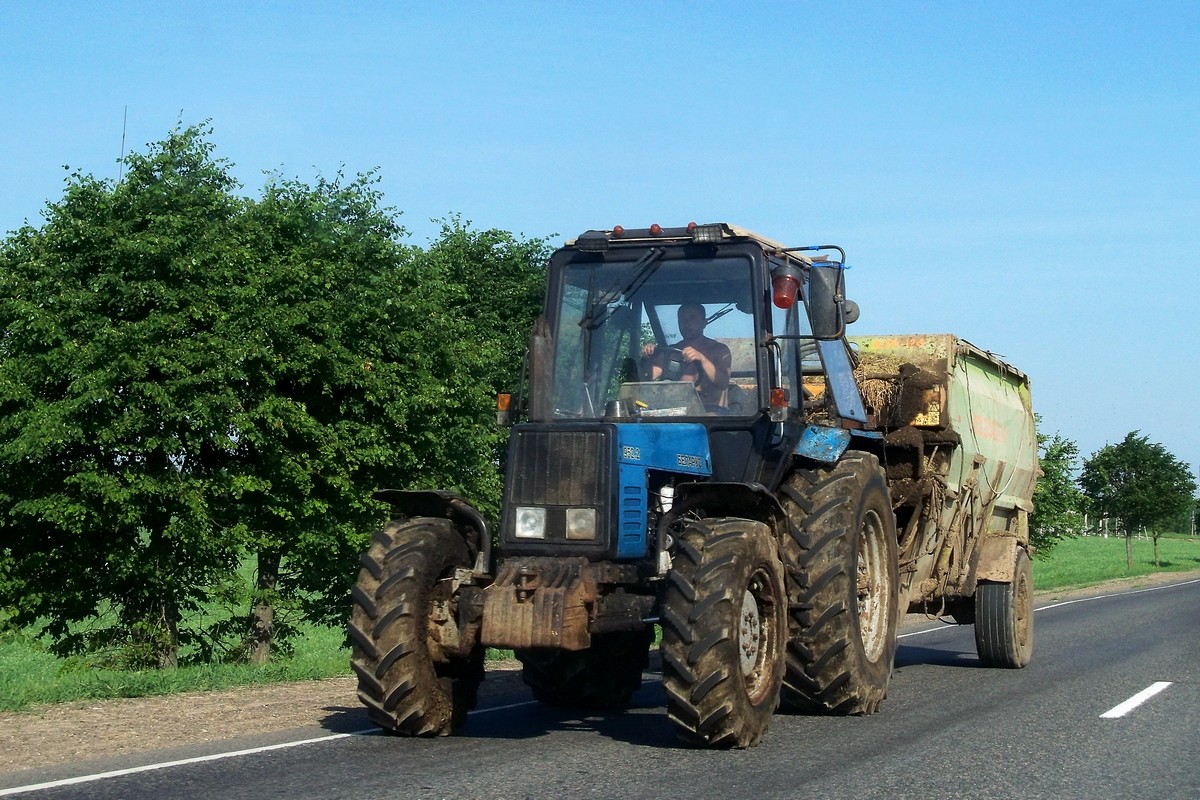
975,534,1018,584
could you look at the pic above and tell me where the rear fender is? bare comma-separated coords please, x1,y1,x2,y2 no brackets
373,489,492,574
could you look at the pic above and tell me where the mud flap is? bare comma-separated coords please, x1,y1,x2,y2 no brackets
481,559,593,651
975,534,1018,583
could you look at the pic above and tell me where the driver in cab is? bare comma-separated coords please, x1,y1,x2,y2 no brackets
641,303,732,409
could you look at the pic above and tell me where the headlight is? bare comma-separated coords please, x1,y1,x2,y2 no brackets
514,507,546,538
565,507,597,540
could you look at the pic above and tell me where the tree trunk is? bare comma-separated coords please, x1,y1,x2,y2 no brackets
1125,529,1134,571
249,550,281,666
1153,535,1160,568
158,599,179,669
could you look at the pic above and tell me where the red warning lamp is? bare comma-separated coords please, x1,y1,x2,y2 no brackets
769,387,790,422
649,223,663,236
771,263,803,309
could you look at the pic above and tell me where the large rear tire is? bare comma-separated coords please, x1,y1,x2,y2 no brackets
975,546,1034,668
517,628,653,709
661,518,787,748
349,518,484,736
778,452,899,715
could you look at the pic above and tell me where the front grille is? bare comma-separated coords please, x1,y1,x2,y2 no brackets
502,425,615,557
509,428,609,507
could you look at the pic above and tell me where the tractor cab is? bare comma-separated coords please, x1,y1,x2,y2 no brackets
522,223,864,481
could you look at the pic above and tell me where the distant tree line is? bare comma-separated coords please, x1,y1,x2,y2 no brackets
0,123,548,668
1031,419,1197,566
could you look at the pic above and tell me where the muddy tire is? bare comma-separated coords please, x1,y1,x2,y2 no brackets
778,452,899,715
349,518,484,736
661,518,787,748
975,546,1034,668
517,628,653,709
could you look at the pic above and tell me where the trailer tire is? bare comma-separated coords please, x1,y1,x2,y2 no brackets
517,628,653,709
778,452,899,715
349,518,484,736
975,546,1033,668
661,518,787,748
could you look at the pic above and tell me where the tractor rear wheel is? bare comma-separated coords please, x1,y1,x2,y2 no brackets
517,628,653,709
349,518,484,735
661,518,787,748
975,546,1034,668
778,452,899,715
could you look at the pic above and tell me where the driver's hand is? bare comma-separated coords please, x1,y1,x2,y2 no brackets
680,346,704,364
641,343,657,359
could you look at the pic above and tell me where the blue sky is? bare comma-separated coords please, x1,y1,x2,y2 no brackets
2,1,1198,481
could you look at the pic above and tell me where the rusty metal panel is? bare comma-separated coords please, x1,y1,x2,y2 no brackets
481,559,593,651
975,534,1018,583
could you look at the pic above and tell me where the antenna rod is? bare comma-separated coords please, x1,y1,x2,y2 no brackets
118,105,128,182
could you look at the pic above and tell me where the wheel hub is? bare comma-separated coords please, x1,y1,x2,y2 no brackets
739,589,761,676
857,510,889,662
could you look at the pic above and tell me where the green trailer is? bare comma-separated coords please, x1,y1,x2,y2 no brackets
849,333,1038,666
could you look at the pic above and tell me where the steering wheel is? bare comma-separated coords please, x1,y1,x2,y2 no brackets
658,347,690,381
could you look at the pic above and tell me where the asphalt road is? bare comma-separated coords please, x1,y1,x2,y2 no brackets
5,578,1198,800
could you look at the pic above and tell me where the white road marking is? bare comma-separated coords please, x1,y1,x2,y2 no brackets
0,731,377,797
0,699,543,797
470,700,539,715
896,576,1200,640
3,577,1196,795
1037,577,1200,613
1100,682,1173,719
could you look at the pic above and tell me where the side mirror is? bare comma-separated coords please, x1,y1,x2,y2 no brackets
807,264,845,339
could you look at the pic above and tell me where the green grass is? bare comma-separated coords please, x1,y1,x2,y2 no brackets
0,622,351,713
0,619,519,714
1034,534,1200,591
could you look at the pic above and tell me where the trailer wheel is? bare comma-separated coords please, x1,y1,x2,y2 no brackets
778,452,899,715
661,518,786,748
516,628,653,709
349,518,484,736
975,546,1034,668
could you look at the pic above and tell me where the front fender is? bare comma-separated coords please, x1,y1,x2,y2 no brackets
661,482,786,543
373,489,492,574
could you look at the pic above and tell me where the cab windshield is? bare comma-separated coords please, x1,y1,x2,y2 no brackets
538,255,760,421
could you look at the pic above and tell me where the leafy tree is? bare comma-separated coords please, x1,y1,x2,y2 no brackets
225,191,547,661
0,123,247,666
1079,432,1197,570
0,124,550,667
1029,417,1084,557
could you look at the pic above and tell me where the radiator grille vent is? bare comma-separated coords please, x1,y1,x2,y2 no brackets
509,428,608,507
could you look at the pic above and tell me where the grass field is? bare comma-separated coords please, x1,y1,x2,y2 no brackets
3,534,1198,713
1033,534,1200,590
0,622,350,713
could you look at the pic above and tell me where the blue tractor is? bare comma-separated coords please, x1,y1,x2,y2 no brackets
349,223,900,748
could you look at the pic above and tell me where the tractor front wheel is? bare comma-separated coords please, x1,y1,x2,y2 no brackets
349,518,484,735
661,517,787,748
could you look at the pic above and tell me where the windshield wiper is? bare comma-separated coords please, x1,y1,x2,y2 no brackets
581,248,665,330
